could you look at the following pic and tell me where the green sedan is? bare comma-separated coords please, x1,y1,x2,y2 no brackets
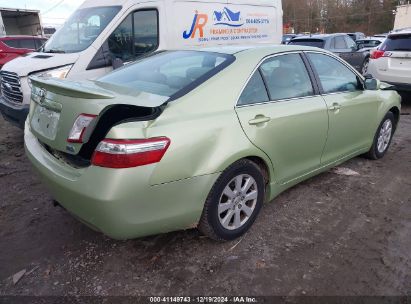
25,46,401,241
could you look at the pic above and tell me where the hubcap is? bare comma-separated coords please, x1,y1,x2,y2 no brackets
377,119,392,153
218,174,258,230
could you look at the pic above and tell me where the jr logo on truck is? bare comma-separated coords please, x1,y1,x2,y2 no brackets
183,11,208,39
183,7,244,39
213,7,243,27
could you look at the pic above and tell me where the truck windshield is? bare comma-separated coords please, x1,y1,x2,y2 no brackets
97,51,235,98
42,6,121,54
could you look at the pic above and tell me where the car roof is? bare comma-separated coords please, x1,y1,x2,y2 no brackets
291,33,347,41
187,45,332,56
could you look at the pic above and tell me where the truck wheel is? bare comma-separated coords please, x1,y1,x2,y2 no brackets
198,159,265,241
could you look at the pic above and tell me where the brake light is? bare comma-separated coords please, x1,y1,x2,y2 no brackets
67,114,97,143
91,138,171,169
370,50,392,59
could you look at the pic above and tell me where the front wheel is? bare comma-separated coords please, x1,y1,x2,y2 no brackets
198,159,265,241
365,112,395,160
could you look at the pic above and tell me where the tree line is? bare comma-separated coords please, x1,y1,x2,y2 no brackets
283,0,406,35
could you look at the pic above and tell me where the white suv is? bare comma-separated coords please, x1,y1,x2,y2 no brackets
368,29,411,91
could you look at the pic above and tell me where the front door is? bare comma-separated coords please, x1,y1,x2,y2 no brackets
235,53,329,184
306,52,380,165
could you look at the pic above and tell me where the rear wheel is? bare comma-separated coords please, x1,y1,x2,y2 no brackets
365,112,395,160
198,159,265,241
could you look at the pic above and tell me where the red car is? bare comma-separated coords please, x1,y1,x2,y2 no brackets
0,36,47,68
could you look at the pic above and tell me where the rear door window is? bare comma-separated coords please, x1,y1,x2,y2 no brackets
238,72,269,106
380,34,411,51
259,53,314,101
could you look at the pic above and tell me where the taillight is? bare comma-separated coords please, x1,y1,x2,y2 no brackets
370,50,392,59
91,137,171,169
67,114,97,143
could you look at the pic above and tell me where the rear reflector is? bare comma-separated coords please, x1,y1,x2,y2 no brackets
91,138,170,168
67,114,97,143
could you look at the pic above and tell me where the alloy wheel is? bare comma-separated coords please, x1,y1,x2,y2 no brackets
377,119,392,153
218,174,258,230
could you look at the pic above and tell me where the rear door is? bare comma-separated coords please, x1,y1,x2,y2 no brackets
235,52,328,184
306,52,380,165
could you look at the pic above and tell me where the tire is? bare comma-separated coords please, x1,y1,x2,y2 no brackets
361,57,370,75
198,159,265,241
365,112,395,160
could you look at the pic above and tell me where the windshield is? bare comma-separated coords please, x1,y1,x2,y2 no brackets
98,51,235,98
380,34,411,52
43,6,121,53
288,39,325,48
356,40,382,48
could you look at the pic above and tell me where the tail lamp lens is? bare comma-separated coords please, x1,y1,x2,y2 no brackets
370,50,392,59
67,114,97,143
91,138,171,169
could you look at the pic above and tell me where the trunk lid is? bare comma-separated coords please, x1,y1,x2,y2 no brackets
28,76,168,156
387,51,411,69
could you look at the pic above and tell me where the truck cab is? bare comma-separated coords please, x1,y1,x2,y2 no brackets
0,0,283,128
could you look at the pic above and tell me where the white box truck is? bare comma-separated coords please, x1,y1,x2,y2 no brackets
394,4,411,30
0,0,283,128
0,8,43,37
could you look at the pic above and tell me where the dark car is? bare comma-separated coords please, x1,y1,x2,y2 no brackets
289,33,370,74
281,34,298,44
347,32,365,41
0,36,47,68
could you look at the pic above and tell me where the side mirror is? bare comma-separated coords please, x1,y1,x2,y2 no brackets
365,78,380,90
112,58,124,70
351,45,358,52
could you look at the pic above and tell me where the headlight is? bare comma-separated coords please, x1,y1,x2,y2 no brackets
28,64,73,87
36,64,73,78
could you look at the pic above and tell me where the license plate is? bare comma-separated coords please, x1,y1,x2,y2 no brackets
31,105,60,140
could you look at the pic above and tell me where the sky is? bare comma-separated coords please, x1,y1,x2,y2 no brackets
0,0,83,26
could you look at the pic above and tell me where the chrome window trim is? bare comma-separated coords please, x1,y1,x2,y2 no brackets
235,51,318,108
236,94,323,108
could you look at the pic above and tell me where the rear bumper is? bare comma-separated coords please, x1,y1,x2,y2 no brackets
24,123,218,239
0,97,29,129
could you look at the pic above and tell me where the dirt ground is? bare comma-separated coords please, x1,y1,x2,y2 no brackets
0,96,410,297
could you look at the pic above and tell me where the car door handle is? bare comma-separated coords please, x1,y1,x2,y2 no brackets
329,103,341,111
248,115,271,125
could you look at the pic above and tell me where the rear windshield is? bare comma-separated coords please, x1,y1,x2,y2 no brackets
380,34,411,52
356,39,382,48
98,51,235,98
288,39,325,48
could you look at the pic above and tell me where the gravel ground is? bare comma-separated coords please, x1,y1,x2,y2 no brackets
0,96,410,297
